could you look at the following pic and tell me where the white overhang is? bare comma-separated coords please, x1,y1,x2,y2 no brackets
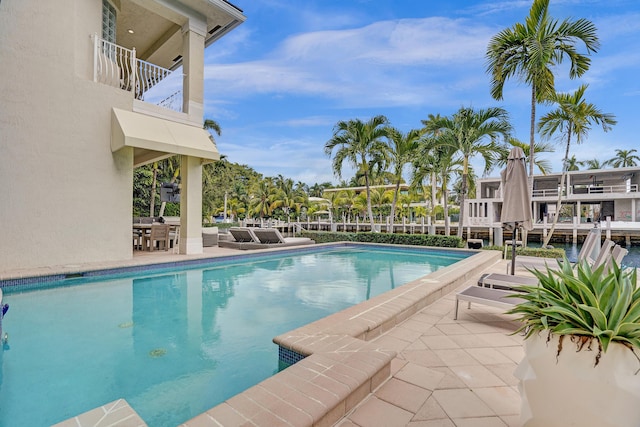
111,108,219,167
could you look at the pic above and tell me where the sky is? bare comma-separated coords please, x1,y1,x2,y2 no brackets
201,0,640,186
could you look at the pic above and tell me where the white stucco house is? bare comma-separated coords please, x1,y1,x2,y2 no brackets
0,0,245,271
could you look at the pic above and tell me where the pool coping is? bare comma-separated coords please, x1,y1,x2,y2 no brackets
22,243,500,427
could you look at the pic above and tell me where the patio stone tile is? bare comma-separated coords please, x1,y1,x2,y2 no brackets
402,319,440,333
394,362,446,391
420,326,446,336
449,334,495,348
401,349,446,368
474,333,522,347
412,313,443,325
428,367,467,389
412,395,448,421
374,378,432,413
404,338,429,351
431,349,479,367
496,345,525,363
389,325,426,342
434,323,471,335
474,386,521,416
334,419,360,427
347,396,414,427
452,416,508,427
407,420,455,427
372,334,414,353
449,365,506,388
484,363,519,387
432,389,494,419
420,334,461,350
466,347,514,365
460,322,512,334
390,357,409,375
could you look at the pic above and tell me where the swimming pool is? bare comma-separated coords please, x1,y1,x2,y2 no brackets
0,245,471,427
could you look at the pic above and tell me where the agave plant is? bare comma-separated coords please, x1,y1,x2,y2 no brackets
508,257,640,365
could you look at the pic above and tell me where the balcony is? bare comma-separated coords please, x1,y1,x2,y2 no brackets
93,35,183,113
532,183,638,199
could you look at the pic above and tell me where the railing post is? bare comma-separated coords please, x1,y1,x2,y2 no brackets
130,47,137,98
92,33,98,82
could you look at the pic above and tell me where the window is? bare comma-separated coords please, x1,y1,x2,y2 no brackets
102,0,117,43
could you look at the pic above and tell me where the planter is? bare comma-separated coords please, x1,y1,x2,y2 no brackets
515,333,640,427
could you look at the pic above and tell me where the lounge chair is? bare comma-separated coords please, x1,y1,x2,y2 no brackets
603,244,629,274
251,228,314,247
454,286,526,320
219,227,314,250
512,228,601,273
478,272,539,291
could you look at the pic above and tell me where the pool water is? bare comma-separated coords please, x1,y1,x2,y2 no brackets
0,246,469,427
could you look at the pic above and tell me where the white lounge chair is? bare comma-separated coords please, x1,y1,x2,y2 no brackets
513,229,602,273
454,286,526,320
219,227,314,250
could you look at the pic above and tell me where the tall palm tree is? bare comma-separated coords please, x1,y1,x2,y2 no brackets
538,84,617,247
324,115,390,229
203,118,222,137
250,178,276,219
385,127,423,223
582,158,608,170
565,155,582,171
608,149,640,168
486,0,600,190
495,137,554,175
412,143,461,235
424,106,512,238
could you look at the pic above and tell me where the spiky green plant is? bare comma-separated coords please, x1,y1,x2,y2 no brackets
508,257,640,365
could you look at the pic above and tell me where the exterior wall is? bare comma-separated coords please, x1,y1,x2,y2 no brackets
0,0,135,271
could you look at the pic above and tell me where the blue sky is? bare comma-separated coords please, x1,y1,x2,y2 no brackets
202,0,640,186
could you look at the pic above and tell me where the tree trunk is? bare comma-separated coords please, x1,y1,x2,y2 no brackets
149,162,158,217
389,178,401,225
364,169,376,230
528,86,537,195
158,168,180,217
542,130,573,248
431,171,438,225
457,159,469,238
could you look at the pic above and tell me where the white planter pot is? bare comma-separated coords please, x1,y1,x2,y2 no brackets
515,333,640,427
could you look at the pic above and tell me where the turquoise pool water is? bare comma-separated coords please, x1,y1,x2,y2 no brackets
0,245,470,427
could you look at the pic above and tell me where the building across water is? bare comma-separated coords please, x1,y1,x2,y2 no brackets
465,166,640,245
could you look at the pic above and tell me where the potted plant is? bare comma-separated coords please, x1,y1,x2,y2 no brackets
509,258,640,427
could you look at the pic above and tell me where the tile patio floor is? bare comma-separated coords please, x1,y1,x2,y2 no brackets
336,260,525,427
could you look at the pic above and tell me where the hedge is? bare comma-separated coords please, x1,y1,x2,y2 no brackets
482,245,566,260
298,230,464,248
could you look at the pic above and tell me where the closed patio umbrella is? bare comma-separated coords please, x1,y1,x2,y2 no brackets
501,147,533,274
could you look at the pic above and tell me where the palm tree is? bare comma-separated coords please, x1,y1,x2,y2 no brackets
203,119,222,137
385,127,423,223
324,115,390,229
538,84,617,247
608,149,640,168
424,106,511,238
250,178,276,219
495,137,554,175
412,143,461,235
565,155,582,171
486,0,600,190
582,158,608,170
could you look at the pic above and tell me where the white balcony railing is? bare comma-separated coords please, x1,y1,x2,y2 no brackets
92,34,182,113
532,183,638,198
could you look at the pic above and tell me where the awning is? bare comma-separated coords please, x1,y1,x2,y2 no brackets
111,108,220,167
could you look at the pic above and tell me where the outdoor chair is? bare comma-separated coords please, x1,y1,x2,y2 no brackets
512,228,601,272
252,228,314,246
143,224,170,251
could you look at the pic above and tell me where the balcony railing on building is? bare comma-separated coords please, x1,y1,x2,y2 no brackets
532,183,638,198
92,35,183,113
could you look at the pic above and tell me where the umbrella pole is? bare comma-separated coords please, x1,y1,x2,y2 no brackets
511,227,518,275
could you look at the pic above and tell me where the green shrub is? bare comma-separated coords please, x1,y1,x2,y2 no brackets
298,231,464,248
482,245,565,260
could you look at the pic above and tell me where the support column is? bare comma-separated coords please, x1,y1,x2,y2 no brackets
182,20,206,122
179,155,203,254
